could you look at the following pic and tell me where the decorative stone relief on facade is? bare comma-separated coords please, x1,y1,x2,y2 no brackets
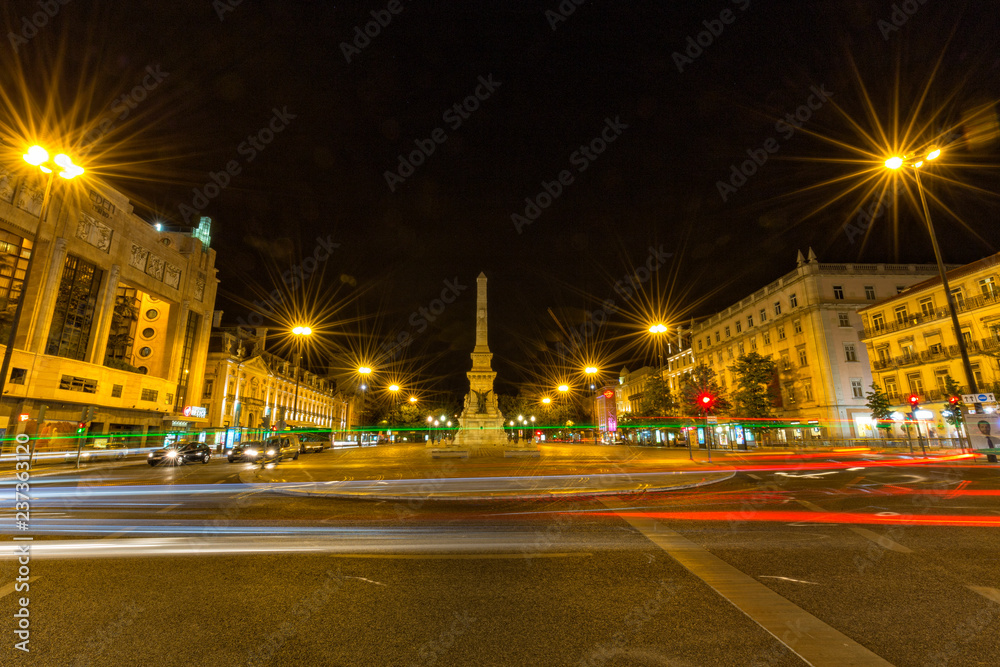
164,263,181,289
0,166,14,203
129,243,148,270
16,184,43,216
146,254,165,281
76,213,113,253
194,273,206,301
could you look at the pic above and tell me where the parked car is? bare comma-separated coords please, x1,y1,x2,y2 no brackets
259,434,300,463
148,441,212,466
227,441,263,463
296,433,329,453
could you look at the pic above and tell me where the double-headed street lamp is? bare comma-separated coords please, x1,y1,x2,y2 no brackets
884,148,980,402
0,146,85,422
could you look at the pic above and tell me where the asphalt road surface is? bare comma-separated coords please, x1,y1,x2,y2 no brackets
2,449,999,666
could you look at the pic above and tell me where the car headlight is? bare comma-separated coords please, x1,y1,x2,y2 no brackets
266,450,275,456
166,450,178,458
148,452,153,457
245,449,257,457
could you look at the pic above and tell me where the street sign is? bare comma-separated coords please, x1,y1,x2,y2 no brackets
961,393,995,404
706,416,718,424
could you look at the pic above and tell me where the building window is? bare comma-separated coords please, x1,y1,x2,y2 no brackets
715,331,720,343
138,346,152,357
705,336,711,348
865,285,876,300
735,321,742,334
717,352,723,364
738,342,745,355
750,336,757,350
838,312,851,327
0,231,32,344
797,348,808,367
146,308,160,320
759,308,767,323
166,392,174,405
789,293,798,308
697,339,703,351
9,368,26,385
896,286,905,294
45,255,104,361
972,363,984,389
844,343,858,362
871,313,885,331
777,326,786,341
727,346,734,360
141,327,155,339
919,297,934,316
951,288,965,308
876,346,890,363
851,378,864,399
894,305,908,324
907,373,924,396
833,285,844,300
763,331,770,345
174,312,202,411
979,277,997,299
140,388,158,402
884,377,898,398
785,383,796,403
793,320,802,334
780,350,791,370
106,285,139,365
59,375,98,393
804,379,813,401
747,315,754,328
725,326,731,338
111,384,123,398
774,301,782,316
934,370,949,392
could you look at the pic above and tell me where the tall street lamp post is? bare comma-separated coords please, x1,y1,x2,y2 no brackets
291,326,312,428
884,149,979,398
0,147,84,431
585,366,599,444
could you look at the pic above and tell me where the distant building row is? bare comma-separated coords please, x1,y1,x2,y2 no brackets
598,248,1000,442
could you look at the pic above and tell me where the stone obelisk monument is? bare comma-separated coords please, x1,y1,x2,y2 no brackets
452,272,507,448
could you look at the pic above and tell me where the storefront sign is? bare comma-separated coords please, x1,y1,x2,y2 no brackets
183,406,207,418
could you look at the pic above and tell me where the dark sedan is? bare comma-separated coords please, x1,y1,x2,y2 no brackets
148,441,212,466
227,441,263,463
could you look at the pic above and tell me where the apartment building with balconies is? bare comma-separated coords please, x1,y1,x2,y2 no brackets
859,251,1000,439
691,250,939,439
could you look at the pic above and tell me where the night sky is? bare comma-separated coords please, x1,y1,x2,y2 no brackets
3,0,1000,398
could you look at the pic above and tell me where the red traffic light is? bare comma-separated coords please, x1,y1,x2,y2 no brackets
697,392,716,410
908,394,920,406
949,395,960,405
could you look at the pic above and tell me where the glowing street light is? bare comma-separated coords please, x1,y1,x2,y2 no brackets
408,396,418,403
541,397,551,404
557,384,569,393
648,323,667,334
1,144,87,416
883,146,979,399
358,366,372,375
388,384,400,393
584,366,599,375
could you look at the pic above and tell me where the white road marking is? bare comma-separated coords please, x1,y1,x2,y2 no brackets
795,499,827,513
847,527,913,554
967,586,1000,604
344,576,386,586
747,473,762,480
760,576,821,585
0,577,39,599
601,497,894,666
